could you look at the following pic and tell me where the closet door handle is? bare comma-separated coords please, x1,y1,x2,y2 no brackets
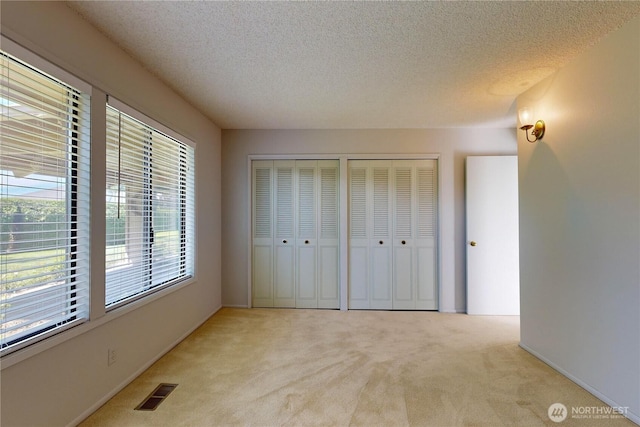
305,240,309,244
282,240,287,244
401,240,406,245
379,240,384,245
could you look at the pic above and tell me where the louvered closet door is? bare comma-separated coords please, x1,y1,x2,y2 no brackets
252,159,339,309
317,161,340,308
348,162,370,309
393,159,438,309
370,162,393,309
274,161,296,307
415,163,437,309
348,160,393,309
296,161,318,308
348,159,438,310
393,162,415,309
252,161,274,307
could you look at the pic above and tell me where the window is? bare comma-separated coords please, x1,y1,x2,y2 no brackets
0,49,91,353
105,99,195,308
0,39,198,358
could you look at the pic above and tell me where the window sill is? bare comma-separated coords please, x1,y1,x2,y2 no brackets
0,276,196,370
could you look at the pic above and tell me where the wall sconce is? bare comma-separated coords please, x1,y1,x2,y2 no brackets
518,107,545,143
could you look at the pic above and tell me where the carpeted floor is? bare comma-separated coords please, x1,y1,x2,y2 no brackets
80,308,635,426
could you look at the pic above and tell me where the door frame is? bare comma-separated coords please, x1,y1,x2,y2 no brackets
247,153,442,311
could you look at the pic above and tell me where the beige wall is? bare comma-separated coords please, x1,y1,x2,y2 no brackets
221,129,516,312
1,2,222,426
518,16,640,421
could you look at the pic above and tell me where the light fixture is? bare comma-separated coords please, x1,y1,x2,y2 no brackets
518,107,545,143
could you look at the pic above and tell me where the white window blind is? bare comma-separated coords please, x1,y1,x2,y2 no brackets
105,100,195,308
0,49,91,354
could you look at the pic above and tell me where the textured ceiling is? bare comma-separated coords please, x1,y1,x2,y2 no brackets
67,1,640,130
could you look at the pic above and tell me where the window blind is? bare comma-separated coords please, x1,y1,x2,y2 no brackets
105,101,195,308
0,49,91,354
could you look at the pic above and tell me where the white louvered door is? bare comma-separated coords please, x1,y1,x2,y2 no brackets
393,162,415,309
348,159,438,310
348,163,370,309
252,159,339,309
348,160,393,309
296,161,317,308
274,161,296,307
252,161,274,307
370,163,393,309
317,161,340,308
416,165,438,309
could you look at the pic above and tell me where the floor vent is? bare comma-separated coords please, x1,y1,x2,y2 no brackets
135,383,178,411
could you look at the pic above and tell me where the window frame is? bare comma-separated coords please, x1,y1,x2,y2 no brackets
0,38,92,355
104,97,196,310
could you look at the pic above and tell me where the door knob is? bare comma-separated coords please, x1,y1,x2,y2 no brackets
305,240,309,244
470,241,477,247
379,240,383,245
401,240,406,245
282,240,287,244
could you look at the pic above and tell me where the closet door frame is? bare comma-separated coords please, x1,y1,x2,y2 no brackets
247,154,441,311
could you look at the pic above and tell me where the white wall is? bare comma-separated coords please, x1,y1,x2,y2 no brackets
518,16,639,421
1,3,222,426
222,129,516,312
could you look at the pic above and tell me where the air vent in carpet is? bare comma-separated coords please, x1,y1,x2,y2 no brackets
135,383,178,411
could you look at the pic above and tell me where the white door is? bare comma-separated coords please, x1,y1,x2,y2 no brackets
274,161,296,307
392,164,414,309
348,159,438,310
370,163,393,309
348,161,393,309
252,161,274,307
347,164,370,309
296,161,317,308
466,156,520,315
252,159,339,309
317,161,340,308
415,166,438,309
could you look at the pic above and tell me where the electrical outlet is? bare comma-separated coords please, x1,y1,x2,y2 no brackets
108,348,117,366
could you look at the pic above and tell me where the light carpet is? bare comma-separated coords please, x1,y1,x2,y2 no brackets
80,308,635,426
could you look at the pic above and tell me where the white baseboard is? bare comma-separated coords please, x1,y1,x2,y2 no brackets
68,305,222,427
225,305,459,312
519,343,640,426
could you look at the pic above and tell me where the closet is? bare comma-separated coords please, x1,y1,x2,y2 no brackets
252,160,339,308
348,160,438,310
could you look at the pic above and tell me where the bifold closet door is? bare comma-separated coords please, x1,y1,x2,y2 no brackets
392,162,414,309
252,161,274,307
414,165,438,309
295,161,317,308
295,160,340,308
348,161,393,309
252,160,339,309
274,161,296,307
317,161,340,308
348,160,438,310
